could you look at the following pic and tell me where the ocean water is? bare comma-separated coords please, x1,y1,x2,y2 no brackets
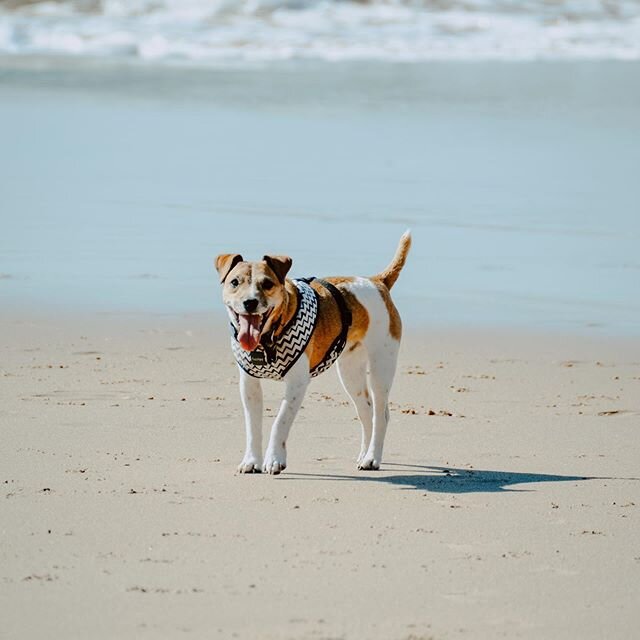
1,0,640,63
1,62,639,334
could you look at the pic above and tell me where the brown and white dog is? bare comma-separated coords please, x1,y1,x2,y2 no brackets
215,231,411,474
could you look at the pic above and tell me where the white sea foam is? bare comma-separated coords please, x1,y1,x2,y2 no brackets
1,0,639,63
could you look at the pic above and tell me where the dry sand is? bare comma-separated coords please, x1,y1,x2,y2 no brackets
1,311,639,639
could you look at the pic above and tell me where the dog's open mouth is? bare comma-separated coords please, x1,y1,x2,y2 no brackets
234,308,272,352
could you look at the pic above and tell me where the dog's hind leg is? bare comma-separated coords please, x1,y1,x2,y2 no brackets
337,343,373,465
358,338,400,471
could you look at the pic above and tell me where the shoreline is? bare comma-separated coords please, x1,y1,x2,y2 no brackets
3,55,640,101
5,304,640,348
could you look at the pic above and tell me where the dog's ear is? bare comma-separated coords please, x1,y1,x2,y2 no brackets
215,254,243,284
263,255,292,284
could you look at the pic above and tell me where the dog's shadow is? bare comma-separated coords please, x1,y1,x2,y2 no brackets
284,463,624,493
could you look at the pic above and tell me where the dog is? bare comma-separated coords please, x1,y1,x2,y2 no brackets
215,231,411,475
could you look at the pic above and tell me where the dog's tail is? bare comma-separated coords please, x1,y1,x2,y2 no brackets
375,230,412,290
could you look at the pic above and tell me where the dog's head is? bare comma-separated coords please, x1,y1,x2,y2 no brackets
215,253,292,352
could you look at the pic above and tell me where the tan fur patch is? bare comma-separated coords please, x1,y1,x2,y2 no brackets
271,279,299,337
374,280,402,341
324,276,355,285
304,278,369,370
305,282,343,370
324,278,369,346
215,253,243,283
341,289,369,345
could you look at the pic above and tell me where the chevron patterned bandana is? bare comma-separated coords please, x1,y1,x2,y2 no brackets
231,279,319,380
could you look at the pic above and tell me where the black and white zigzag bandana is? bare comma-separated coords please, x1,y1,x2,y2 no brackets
230,278,350,381
231,279,318,380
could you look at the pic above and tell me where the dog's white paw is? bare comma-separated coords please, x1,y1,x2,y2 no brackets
358,456,380,471
237,455,263,474
263,448,287,475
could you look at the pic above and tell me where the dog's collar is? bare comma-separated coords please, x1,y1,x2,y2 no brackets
230,278,352,380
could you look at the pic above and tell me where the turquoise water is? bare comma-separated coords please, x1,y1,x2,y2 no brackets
1,61,639,334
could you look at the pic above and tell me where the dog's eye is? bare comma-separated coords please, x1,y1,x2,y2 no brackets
230,278,239,288
262,279,274,291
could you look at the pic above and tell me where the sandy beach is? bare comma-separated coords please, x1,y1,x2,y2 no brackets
2,310,639,639
1,26,640,637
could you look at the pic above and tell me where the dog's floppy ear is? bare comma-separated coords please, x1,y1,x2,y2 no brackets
263,255,292,284
215,254,243,283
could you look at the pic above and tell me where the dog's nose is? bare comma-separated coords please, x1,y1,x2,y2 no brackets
243,299,259,313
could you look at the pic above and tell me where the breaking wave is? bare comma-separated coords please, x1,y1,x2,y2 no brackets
1,0,639,64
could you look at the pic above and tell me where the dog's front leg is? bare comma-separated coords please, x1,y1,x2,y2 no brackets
237,368,263,473
263,356,310,475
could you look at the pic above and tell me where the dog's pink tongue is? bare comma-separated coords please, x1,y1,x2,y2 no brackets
238,314,261,351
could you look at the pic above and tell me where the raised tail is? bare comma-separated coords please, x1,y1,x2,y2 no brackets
375,230,412,290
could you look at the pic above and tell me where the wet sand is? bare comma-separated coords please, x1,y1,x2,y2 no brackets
2,310,639,639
